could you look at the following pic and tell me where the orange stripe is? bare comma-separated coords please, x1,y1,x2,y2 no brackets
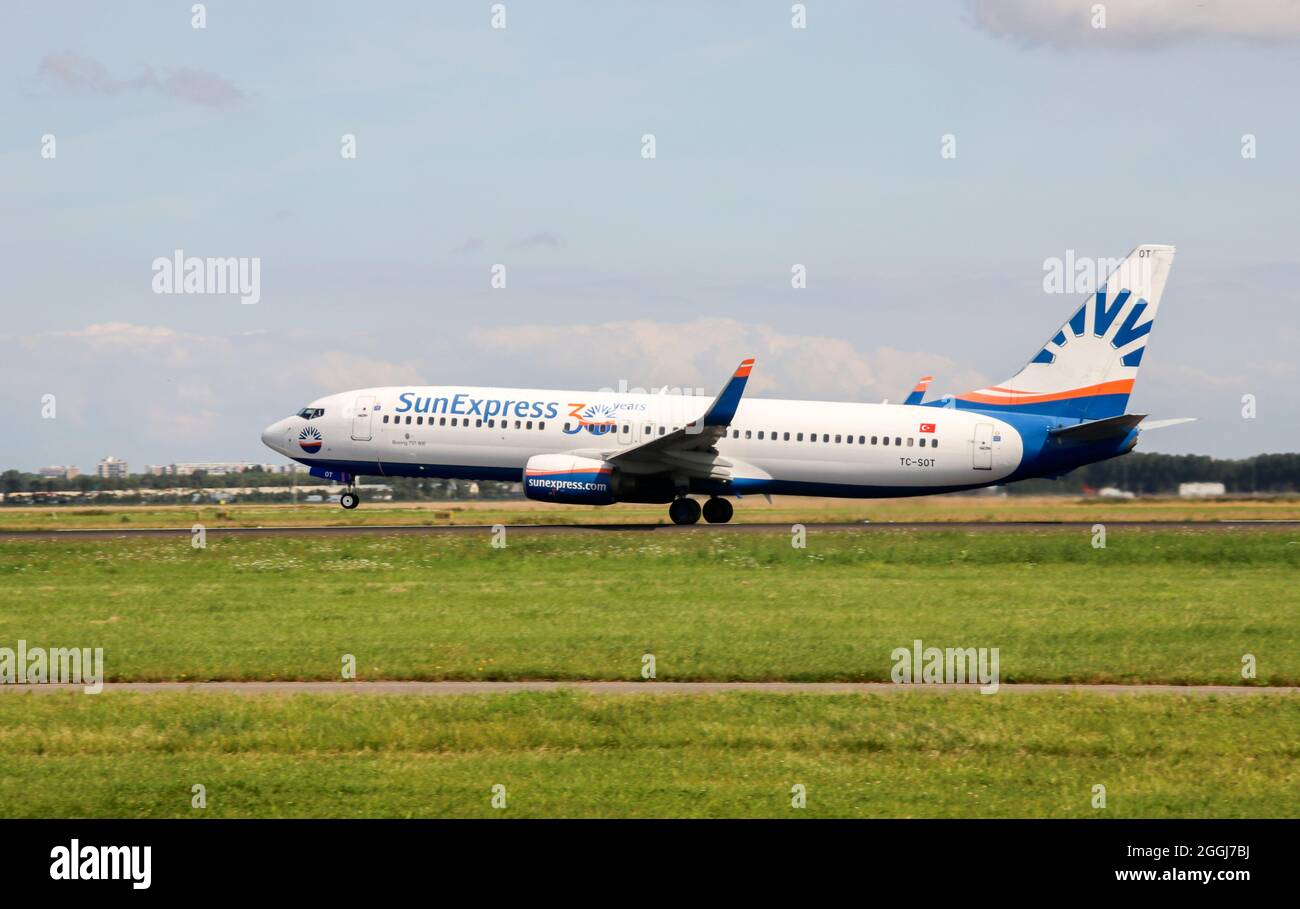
734,358,755,378
960,379,1134,406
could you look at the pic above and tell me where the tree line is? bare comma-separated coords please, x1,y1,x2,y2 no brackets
5,452,1300,501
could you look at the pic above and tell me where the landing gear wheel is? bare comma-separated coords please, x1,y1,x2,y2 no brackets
668,497,702,525
702,497,734,524
340,491,360,510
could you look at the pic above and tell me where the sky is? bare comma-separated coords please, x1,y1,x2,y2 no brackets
1,0,1298,470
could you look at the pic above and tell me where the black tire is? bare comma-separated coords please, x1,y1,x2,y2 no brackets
668,497,701,525
340,492,359,510
702,497,733,524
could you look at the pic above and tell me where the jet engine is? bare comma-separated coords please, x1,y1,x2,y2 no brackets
522,454,676,505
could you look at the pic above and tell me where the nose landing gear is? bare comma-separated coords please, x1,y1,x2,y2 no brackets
339,490,359,510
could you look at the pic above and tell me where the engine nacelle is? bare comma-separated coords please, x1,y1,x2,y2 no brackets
523,454,616,505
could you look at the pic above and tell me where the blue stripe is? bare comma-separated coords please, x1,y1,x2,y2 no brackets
294,457,523,482
948,392,1131,420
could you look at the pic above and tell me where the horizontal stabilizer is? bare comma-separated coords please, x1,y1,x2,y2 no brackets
1141,417,1197,431
1048,413,1145,443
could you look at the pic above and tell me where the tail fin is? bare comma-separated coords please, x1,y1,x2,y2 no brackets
945,244,1175,420
903,375,933,406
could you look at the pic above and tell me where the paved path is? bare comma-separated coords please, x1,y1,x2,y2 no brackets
4,520,1298,540
4,681,1293,696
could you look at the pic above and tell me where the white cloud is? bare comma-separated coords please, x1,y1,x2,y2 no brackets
469,317,989,403
0,324,421,466
967,0,1300,49
37,51,246,107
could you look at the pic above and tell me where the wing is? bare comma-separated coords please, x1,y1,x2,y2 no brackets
601,357,754,481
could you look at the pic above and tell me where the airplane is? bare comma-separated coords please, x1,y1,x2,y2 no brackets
261,244,1190,525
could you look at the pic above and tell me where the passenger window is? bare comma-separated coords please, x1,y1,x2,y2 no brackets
895,437,902,446
858,436,865,445
907,437,913,447
918,438,926,448
621,425,629,434
476,419,483,428
563,422,571,432
382,415,389,424
797,433,804,442
515,420,522,429
783,432,790,441
732,430,739,439
405,416,412,425
933,438,939,448
883,436,890,446
835,434,842,443
539,422,545,430
451,418,457,427
822,434,829,443
846,435,853,445
526,420,534,429
757,431,764,440
439,417,446,426
658,427,666,436
871,436,878,445
488,419,496,428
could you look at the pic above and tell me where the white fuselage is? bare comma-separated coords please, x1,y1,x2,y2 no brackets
262,386,1024,497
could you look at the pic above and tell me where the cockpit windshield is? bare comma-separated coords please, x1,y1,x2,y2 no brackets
297,407,325,420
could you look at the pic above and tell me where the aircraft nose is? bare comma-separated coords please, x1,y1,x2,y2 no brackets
261,419,288,454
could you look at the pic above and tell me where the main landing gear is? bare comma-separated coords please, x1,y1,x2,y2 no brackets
668,496,733,525
702,497,733,524
339,490,360,510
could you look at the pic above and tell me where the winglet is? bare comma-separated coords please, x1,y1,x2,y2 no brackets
903,375,933,406
701,358,755,427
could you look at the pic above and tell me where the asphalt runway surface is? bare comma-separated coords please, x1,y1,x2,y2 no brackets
3,520,1299,540
6,681,1295,696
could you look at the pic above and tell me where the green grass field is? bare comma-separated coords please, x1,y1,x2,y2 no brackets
1,691,1295,818
4,527,1296,818
4,494,1300,531
1,528,1297,684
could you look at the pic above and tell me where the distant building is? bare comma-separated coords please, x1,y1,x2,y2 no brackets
39,465,80,479
171,461,259,476
96,456,129,479
1179,482,1226,498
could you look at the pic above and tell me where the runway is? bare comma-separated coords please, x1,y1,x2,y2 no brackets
5,681,1295,696
3,519,1298,540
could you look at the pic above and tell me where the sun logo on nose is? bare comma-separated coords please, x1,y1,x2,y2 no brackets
298,425,323,453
